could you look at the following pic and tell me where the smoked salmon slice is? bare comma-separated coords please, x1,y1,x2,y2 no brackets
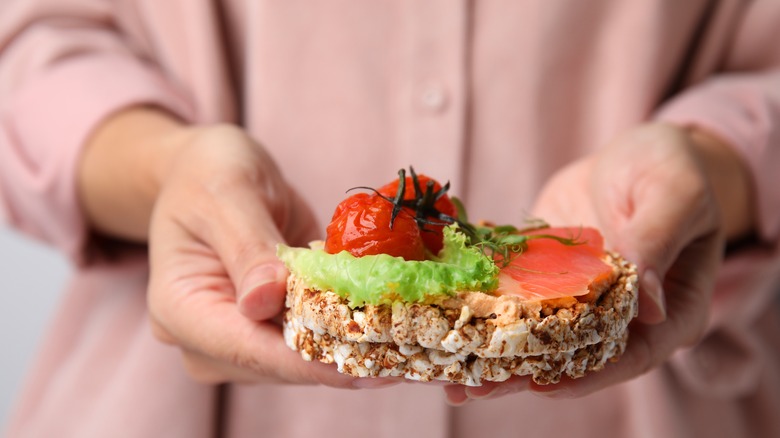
495,227,615,301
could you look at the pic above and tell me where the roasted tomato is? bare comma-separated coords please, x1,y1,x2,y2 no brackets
377,174,457,255
325,192,426,261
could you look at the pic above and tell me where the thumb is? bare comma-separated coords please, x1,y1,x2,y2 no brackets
237,260,290,321
598,175,718,325
235,186,321,321
206,180,292,321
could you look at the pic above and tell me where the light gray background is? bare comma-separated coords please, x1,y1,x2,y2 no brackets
0,226,69,431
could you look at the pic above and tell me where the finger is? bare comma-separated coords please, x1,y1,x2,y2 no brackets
185,171,292,321
444,385,469,406
531,235,720,398
178,316,401,389
636,268,666,324
180,348,276,385
164,291,357,388
352,377,405,389
615,181,713,272
618,193,717,325
149,219,356,388
464,382,500,399
464,376,532,400
656,232,720,344
236,263,289,321
179,343,395,388
206,180,320,321
592,162,717,324
236,187,320,320
217,190,287,320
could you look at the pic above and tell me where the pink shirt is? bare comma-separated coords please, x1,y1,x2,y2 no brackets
2,1,780,436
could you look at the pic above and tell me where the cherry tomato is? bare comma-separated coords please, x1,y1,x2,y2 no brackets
377,174,457,255
325,193,425,261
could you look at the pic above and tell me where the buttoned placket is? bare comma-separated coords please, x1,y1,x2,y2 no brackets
398,0,470,191
385,2,471,437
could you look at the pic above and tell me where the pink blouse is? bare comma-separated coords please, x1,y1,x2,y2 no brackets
1,1,779,437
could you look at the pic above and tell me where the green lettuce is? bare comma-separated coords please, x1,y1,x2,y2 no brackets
277,225,498,307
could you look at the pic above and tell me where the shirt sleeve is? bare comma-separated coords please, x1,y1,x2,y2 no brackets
0,0,195,263
655,0,780,243
656,72,780,243
654,0,780,398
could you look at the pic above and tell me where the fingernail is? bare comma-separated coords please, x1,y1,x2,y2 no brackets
352,378,401,389
443,385,470,406
240,264,287,299
465,386,496,400
238,264,289,320
643,269,667,321
533,385,574,399
445,392,470,407
466,386,511,400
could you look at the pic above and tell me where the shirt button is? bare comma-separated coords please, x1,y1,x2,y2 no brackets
419,85,448,112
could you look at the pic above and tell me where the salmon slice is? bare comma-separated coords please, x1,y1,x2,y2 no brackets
495,227,615,301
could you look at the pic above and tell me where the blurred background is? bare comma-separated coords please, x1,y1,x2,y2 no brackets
0,226,69,431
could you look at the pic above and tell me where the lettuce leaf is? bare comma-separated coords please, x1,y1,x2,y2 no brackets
277,225,498,307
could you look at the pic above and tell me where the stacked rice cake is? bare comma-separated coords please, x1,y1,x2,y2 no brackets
283,254,638,386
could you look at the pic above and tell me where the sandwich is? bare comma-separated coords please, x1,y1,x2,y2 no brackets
278,168,638,386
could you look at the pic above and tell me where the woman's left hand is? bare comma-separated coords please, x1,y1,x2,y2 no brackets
445,123,755,404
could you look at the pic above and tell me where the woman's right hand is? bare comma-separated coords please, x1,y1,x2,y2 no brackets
146,123,354,386
79,107,389,388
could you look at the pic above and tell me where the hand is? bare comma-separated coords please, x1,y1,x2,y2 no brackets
80,108,394,388
146,124,348,386
445,123,755,404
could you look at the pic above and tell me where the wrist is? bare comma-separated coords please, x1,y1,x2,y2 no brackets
78,106,192,242
684,126,756,242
